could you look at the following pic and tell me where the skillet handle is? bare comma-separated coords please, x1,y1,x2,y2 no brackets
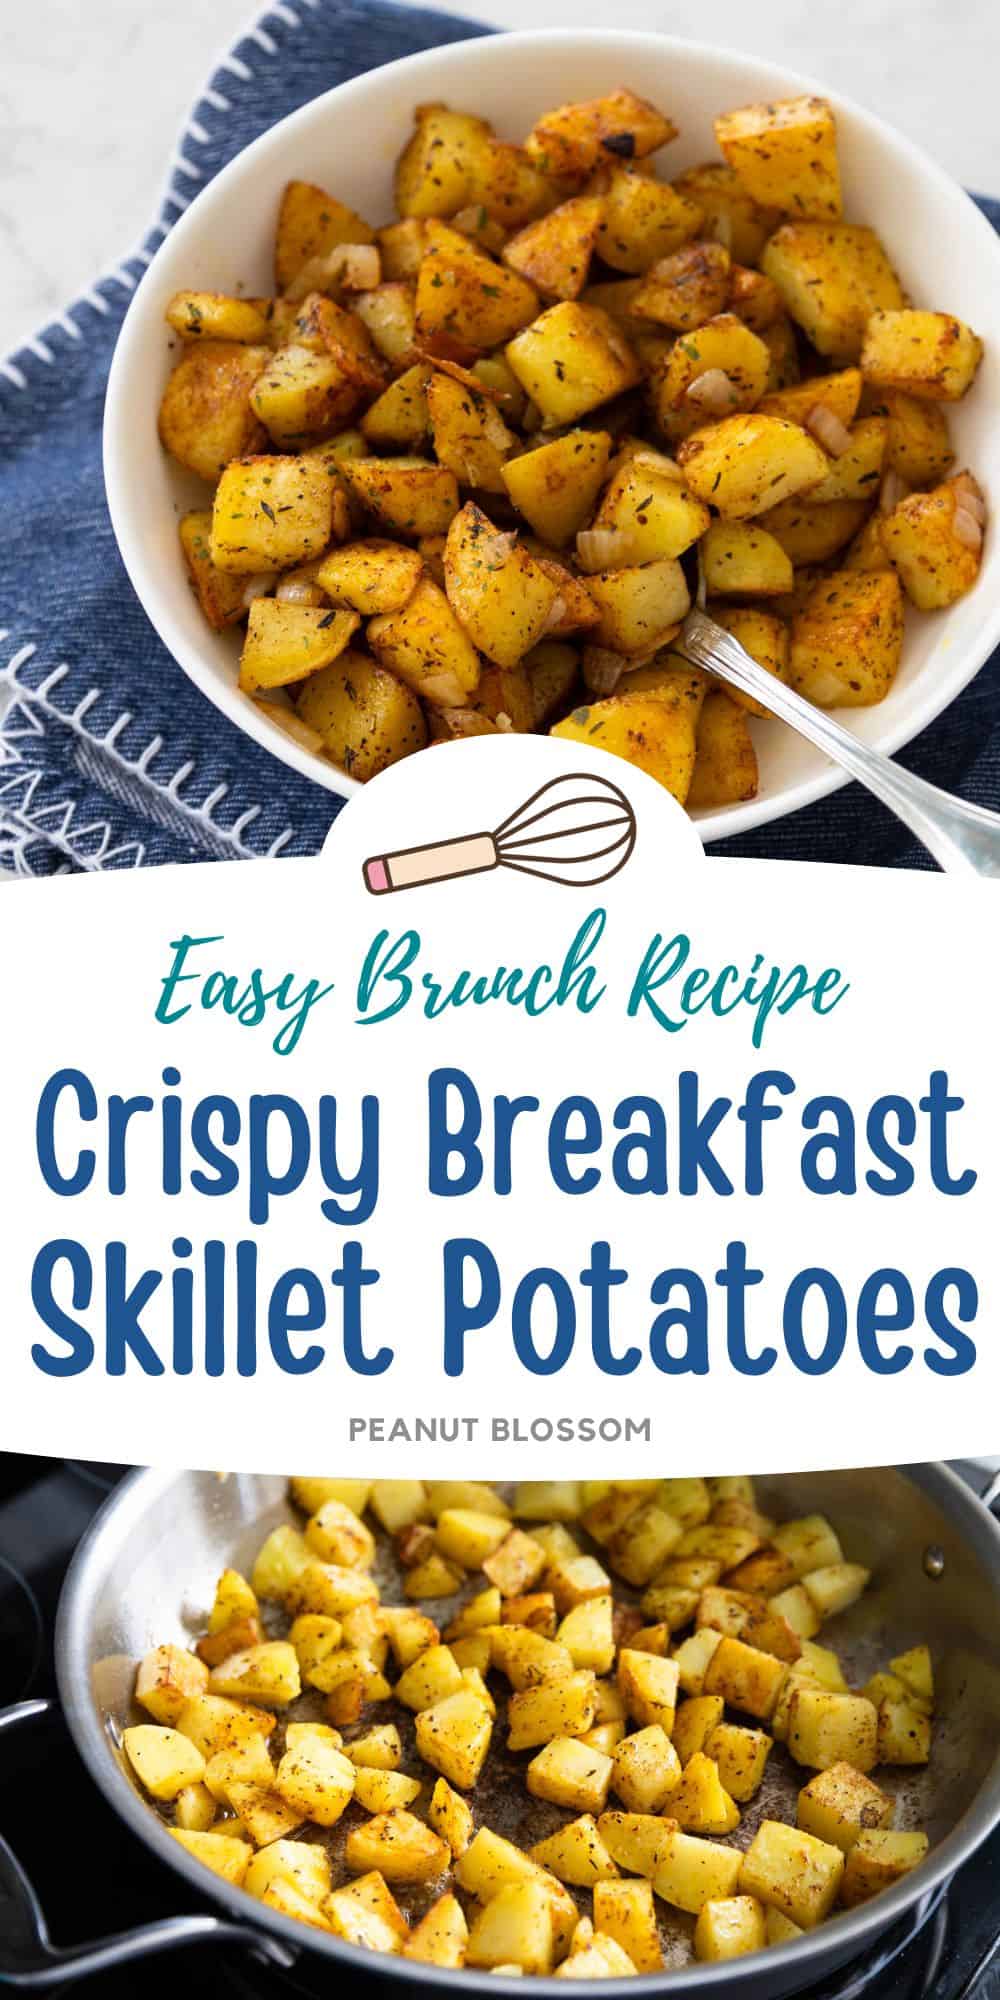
0,1700,297,1989
979,1467,1000,1514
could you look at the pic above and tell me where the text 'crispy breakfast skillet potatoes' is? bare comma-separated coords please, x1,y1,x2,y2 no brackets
123,1475,939,1978
104,34,1000,841
103,39,1000,836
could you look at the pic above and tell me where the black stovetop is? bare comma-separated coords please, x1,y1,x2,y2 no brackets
0,1456,998,2000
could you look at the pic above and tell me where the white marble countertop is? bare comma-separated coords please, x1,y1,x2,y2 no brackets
3,0,999,358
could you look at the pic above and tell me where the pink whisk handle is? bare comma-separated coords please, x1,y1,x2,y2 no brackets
363,831,499,895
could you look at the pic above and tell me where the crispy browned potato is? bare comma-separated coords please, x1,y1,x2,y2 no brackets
159,341,270,483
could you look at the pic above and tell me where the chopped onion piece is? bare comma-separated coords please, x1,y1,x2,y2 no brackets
481,531,518,567
686,367,737,413
543,593,568,634
879,469,909,515
275,577,324,605
952,506,983,551
495,710,514,732
806,404,853,457
284,242,380,301
953,471,987,523
583,646,627,695
576,527,638,573
713,211,733,252
240,574,277,609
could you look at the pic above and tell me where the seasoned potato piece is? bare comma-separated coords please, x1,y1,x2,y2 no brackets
427,371,516,491
175,1781,217,1832
352,282,418,370
595,167,704,274
502,430,612,546
457,1829,578,1955
360,364,431,448
861,309,983,401
403,1894,469,1968
467,1879,556,1974
760,367,863,430
552,686,694,800
651,314,772,440
612,1725,682,1813
504,196,605,301
208,1641,301,1706
525,89,676,181
592,1880,662,1972
629,242,731,330
274,180,374,290
483,1528,548,1596
238,602,359,693
716,96,841,221
654,1827,744,1914
890,1645,934,1708
789,568,904,707
528,1736,614,1813
557,1596,616,1675
669,1751,740,1834
727,265,785,331
303,1498,374,1569
881,475,984,608
315,540,422,616
368,575,479,707
416,1688,494,1788
135,1645,210,1726
506,303,642,426
159,341,269,483
325,1869,408,1951
787,1688,878,1773
171,1828,250,1886
124,1725,206,1801
673,161,778,262
378,217,427,280
876,1696,932,1766
508,1671,597,1751
703,1636,787,1720
210,454,336,574
617,1649,680,1732
608,1501,683,1585
694,1896,767,1963
806,417,887,504
394,105,494,219
341,456,458,538
842,1829,929,1905
707,606,790,720
762,223,905,362
589,453,711,562
369,1481,429,1533
702,522,793,597
345,1809,449,1885
531,1815,621,1888
250,343,365,446
797,1762,894,1852
179,512,252,632
756,497,869,565
582,559,690,654
244,1838,331,1907
444,501,558,666
435,1505,511,1567
352,1768,422,1813
678,415,827,518
687,692,758,811
706,1724,772,1803
428,1775,475,1857
876,391,954,484
175,1693,277,1759
167,292,275,343
415,222,538,358
740,1819,844,1928
802,1562,870,1620
490,1626,574,1689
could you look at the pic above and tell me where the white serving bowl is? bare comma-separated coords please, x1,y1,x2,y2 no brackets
103,28,1000,843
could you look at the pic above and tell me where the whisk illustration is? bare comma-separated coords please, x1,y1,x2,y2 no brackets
363,772,637,895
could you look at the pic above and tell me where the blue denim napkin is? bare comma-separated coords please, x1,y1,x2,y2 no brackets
0,2,995,873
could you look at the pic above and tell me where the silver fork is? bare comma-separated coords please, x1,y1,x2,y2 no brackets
681,606,1000,875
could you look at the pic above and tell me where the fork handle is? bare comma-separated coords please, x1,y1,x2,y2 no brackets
682,607,1000,875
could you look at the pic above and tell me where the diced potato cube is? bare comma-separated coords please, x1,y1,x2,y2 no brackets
597,1811,671,1879
654,1828,744,1913
694,1894,767,1961
678,415,827,519
239,601,360,694
325,1869,409,1952
435,1507,510,1568
651,315,772,441
890,1646,934,1708
316,539,424,616
789,569,904,706
503,431,612,547
428,1775,475,1856
244,1837,331,1906
179,512,252,632
467,1880,556,1974
556,1933,637,1977
618,1650,680,1732
415,1688,494,1788
250,1525,312,1603
342,457,459,539
842,1830,930,1905
210,455,335,574
369,577,480,707
876,1697,932,1766
503,194,604,301
443,500,559,670
861,310,983,400
881,475,984,609
802,1562,871,1620
171,1829,250,1886
740,1819,844,1927
766,1907,804,1944
703,1636,787,1719
687,693,759,810
528,1737,614,1813
456,1830,578,1955
879,392,954,484
592,1879,662,1972
798,1641,849,1691
673,1629,724,1697
135,1645,209,1726
530,1814,621,1888
226,1780,303,1846
547,1555,612,1613
798,1761,894,1852
558,1596,616,1674
490,1628,574,1689
629,241,731,330
395,1644,464,1711
760,367,863,429
295,651,427,782
344,1808,449,1885
674,161,778,264
787,1688,878,1773
289,1563,379,1620
204,1734,275,1805
404,1893,469,1967
158,341,269,483
207,1642,300,1707
596,166,703,273
174,1694,277,1760
428,369,517,491
508,1670,597,1750
506,303,642,427
175,1782,217,1832
416,222,539,357
525,88,675,179
715,95,841,220
611,1725,682,1813
381,1606,439,1669
483,1529,549,1598
275,1733,355,1827
768,1585,821,1640
706,1723,772,1802
669,1751,740,1834
124,1725,206,1801
515,1483,584,1522
702,522,793,597
608,1502,684,1586
352,1767,422,1812
762,223,904,362
672,1695,726,1762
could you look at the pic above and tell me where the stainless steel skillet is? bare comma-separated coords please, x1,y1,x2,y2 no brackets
2,1463,1000,1995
